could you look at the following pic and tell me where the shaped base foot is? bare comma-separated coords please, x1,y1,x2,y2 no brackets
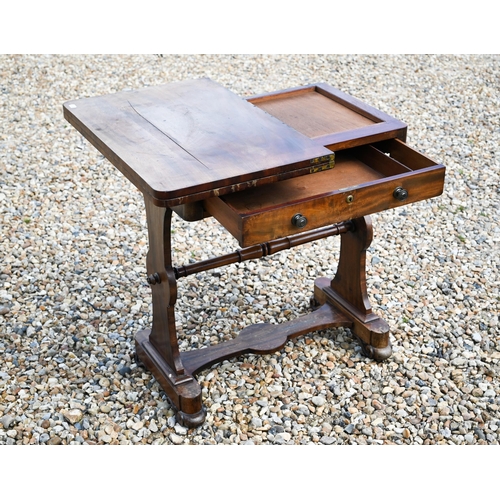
135,329,206,428
314,277,392,362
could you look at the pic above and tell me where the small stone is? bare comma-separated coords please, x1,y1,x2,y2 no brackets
99,378,111,388
272,432,291,444
402,428,411,439
295,405,310,416
322,422,333,435
442,428,452,438
132,421,144,431
39,433,50,443
118,366,131,377
169,433,184,445
174,424,188,435
0,306,10,315
0,415,14,428
269,425,285,435
312,396,326,407
47,436,62,445
320,436,335,445
62,409,84,424
474,428,486,441
250,417,263,428
451,357,467,367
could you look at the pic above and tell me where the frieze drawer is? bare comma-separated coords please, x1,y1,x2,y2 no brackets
204,139,445,247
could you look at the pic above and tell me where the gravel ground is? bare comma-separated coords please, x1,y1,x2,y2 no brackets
0,54,499,445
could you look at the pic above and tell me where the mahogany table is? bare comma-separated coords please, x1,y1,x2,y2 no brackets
64,78,445,427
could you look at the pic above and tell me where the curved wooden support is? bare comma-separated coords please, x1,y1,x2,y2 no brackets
330,215,373,314
144,197,185,376
313,215,392,360
181,303,351,375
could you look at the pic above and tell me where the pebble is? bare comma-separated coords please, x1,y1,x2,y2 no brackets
169,433,184,445
62,409,84,424
0,54,499,446
0,415,14,429
320,436,335,445
312,396,326,407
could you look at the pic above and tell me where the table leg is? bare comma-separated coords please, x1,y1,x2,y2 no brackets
313,215,392,361
134,197,206,428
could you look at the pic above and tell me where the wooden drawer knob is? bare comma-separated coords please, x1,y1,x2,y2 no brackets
291,213,308,228
393,187,408,201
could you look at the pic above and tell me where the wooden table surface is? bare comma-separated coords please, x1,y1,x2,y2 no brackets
63,78,333,205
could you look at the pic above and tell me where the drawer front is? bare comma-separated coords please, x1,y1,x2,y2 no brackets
204,140,446,247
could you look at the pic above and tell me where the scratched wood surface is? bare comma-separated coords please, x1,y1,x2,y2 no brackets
63,78,332,204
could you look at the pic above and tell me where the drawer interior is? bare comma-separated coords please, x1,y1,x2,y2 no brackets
215,141,437,215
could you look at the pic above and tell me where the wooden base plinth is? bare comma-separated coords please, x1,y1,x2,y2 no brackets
313,277,392,361
135,330,206,428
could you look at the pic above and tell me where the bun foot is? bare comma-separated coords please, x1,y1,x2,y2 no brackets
360,340,392,361
176,407,207,428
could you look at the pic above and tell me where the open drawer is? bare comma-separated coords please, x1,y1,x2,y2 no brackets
204,139,445,247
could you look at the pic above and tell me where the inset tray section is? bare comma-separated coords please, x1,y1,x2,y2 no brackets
253,91,376,138
204,139,445,247
248,83,408,151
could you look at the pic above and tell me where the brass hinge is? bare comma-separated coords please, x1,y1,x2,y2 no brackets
310,153,335,173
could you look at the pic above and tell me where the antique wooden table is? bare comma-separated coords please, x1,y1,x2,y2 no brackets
64,78,445,427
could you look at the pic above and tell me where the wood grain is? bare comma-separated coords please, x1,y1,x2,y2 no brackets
63,78,332,204
254,90,376,138
248,83,408,151
205,140,445,246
